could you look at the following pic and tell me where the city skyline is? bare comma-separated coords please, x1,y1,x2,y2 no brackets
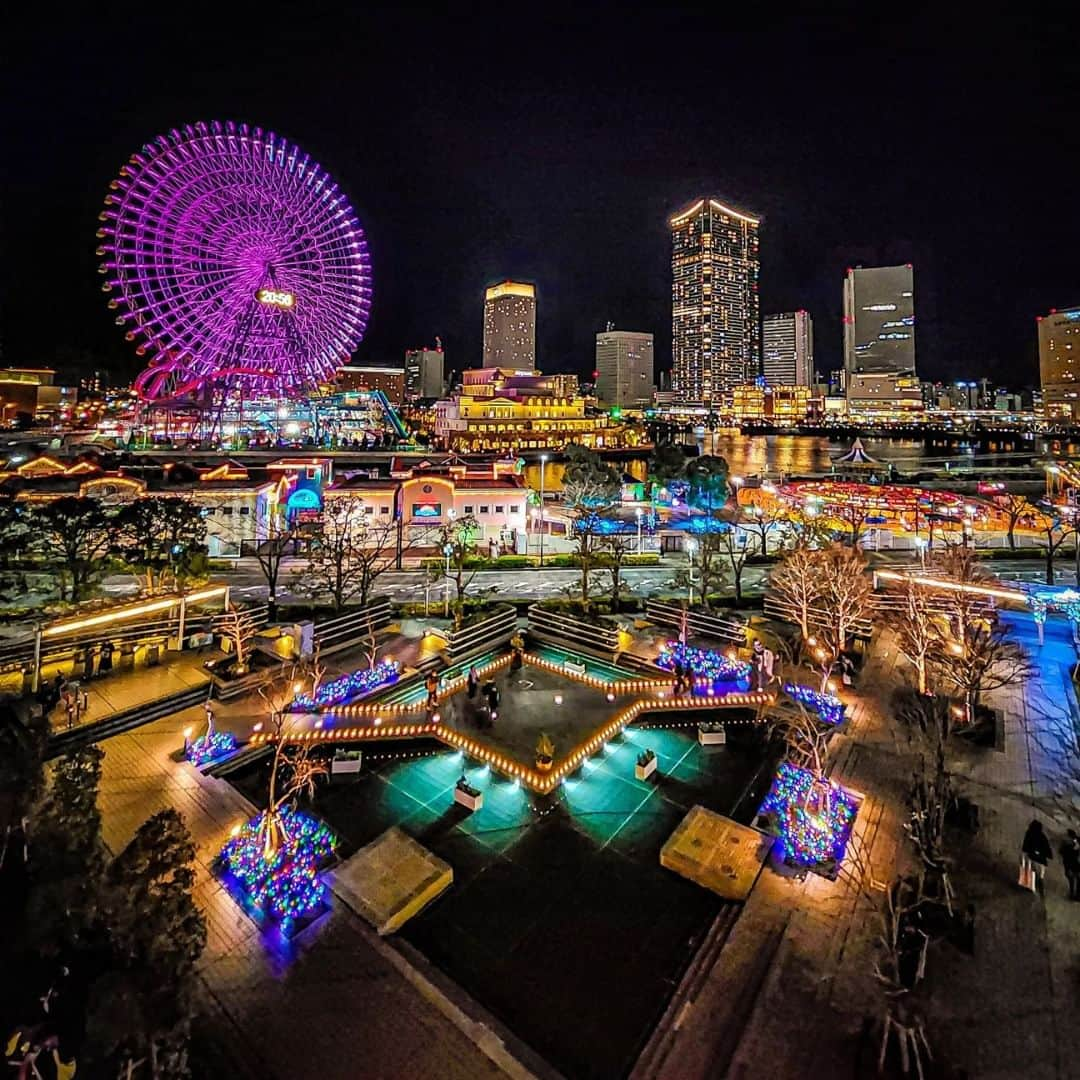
5,11,1077,389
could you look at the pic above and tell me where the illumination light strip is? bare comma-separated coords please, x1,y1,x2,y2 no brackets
42,585,229,637
708,199,761,225
874,570,1025,603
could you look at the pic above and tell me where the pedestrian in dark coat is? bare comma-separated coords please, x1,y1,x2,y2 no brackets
1022,819,1053,895
466,666,479,700
1061,830,1080,901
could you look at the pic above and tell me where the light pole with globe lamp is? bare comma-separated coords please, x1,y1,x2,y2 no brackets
635,507,643,554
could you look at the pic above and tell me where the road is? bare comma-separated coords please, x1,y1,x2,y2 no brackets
100,559,772,605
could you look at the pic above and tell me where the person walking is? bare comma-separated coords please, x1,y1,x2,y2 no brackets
425,671,440,710
1021,819,1053,896
1061,829,1080,901
466,666,479,700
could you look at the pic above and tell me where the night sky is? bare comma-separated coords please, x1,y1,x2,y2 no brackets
4,9,1077,389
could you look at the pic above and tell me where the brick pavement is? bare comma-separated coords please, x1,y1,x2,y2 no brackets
95,706,520,1079
643,612,1080,1080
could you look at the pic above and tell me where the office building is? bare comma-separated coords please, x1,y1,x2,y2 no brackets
594,330,654,408
670,198,761,406
483,281,536,368
842,265,916,376
336,366,405,404
1038,307,1080,420
845,371,923,419
404,347,445,400
731,383,811,424
762,312,813,386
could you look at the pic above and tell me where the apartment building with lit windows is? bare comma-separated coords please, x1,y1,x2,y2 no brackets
1039,306,1080,420
762,311,813,386
594,330,654,408
842,265,915,376
482,281,537,368
670,198,761,406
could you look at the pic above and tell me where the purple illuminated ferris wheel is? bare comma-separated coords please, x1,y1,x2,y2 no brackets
98,121,372,416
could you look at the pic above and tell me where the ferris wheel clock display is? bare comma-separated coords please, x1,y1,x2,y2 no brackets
98,120,372,419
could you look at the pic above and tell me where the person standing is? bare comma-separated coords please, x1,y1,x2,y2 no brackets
466,666,479,700
425,671,439,710
1021,819,1053,896
99,640,114,677
1061,830,1080,901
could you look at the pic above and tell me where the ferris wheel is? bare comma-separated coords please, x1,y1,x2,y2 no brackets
98,121,372,422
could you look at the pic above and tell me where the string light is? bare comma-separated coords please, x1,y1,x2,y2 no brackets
186,729,238,767
758,762,858,869
656,641,752,690
782,683,845,726
292,659,400,710
217,807,337,931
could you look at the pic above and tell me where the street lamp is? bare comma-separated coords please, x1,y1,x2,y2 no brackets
635,507,643,555
685,537,697,604
539,453,548,567
443,542,453,618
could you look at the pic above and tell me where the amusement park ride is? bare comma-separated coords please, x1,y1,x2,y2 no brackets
98,121,405,447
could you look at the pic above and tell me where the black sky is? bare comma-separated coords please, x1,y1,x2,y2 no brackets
4,8,1079,388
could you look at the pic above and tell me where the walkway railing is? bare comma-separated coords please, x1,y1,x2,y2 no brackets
645,599,746,645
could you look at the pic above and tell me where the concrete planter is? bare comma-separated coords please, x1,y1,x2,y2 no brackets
331,752,363,776
698,723,726,746
454,784,483,811
635,755,657,781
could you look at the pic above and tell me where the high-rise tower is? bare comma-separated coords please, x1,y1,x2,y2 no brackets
842,265,915,375
763,311,814,386
594,330,654,408
670,198,761,406
482,281,536,368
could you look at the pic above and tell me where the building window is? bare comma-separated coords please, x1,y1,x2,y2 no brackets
480,505,489,514
495,505,504,514
239,506,250,515
464,505,474,514
222,507,233,516
380,506,390,515
510,505,521,514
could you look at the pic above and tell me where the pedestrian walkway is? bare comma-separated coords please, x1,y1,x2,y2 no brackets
95,710,513,1080
44,651,213,732
642,612,1080,1079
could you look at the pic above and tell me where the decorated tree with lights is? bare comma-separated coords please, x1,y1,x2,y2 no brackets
562,446,621,612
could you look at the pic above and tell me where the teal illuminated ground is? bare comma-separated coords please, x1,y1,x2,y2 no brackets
230,720,774,1078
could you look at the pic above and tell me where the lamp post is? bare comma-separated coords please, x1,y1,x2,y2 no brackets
635,507,643,555
685,538,697,604
539,453,548,567
443,542,453,619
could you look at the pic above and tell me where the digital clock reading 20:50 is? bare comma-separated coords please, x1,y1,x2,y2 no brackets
256,288,295,309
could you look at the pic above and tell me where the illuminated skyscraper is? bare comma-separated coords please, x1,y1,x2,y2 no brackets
594,329,654,408
1038,306,1080,420
670,198,761,406
483,281,536,368
842,265,915,375
762,311,813,386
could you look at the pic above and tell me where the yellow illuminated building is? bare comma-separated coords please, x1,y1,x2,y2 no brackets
731,384,811,424
1039,306,1080,421
483,281,536,368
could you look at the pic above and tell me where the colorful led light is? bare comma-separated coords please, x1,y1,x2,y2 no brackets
185,729,238,767
656,641,752,690
782,683,845,726
293,659,400,710
217,807,337,929
758,762,859,869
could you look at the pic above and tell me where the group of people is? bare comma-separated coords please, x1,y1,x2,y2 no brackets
36,674,90,729
465,665,500,722
1020,818,1080,900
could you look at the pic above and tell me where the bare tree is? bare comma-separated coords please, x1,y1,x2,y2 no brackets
252,516,298,621
894,578,938,696
812,543,872,689
562,447,621,612
768,699,832,781
741,500,787,556
218,603,262,674
768,543,824,642
715,526,758,606
999,491,1034,551
932,616,1031,726
1035,509,1076,585
295,498,409,611
598,528,635,612
432,513,481,627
